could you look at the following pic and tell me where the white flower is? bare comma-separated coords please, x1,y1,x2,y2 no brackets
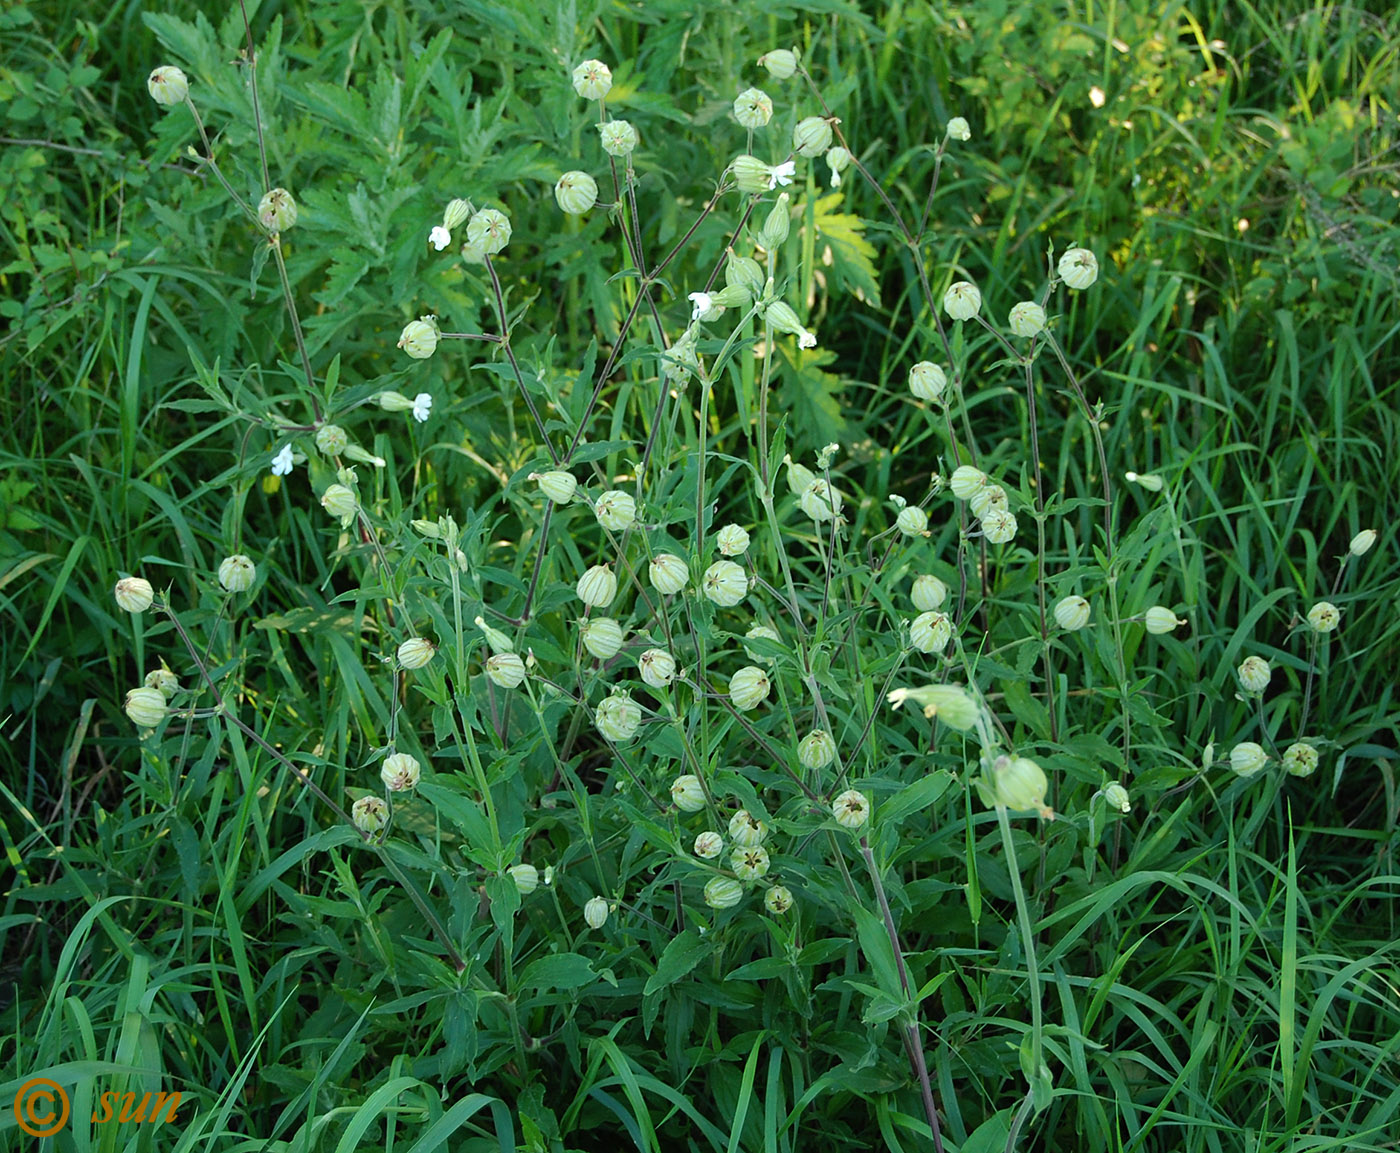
943,281,982,322
946,117,971,142
1057,247,1099,290
716,524,750,556
380,752,422,792
688,291,715,321
1008,301,1047,338
412,393,432,423
584,895,609,929
728,809,768,847
572,60,612,101
1307,602,1340,633
271,444,295,477
832,789,870,829
733,87,773,129
731,845,771,881
115,576,155,613
429,225,452,251
693,831,723,858
768,160,796,189
797,330,817,349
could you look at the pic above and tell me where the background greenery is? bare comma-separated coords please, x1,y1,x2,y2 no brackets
2,0,1398,1150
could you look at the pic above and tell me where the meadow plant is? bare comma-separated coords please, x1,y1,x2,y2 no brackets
13,4,1394,1149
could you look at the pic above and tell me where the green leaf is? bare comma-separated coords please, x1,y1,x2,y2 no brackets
877,772,954,827
517,952,597,992
643,928,713,995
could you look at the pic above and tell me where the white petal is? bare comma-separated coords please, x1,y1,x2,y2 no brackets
429,226,451,251
412,392,433,422
271,444,294,476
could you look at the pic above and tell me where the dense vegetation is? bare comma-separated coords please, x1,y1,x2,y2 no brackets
3,0,1398,1149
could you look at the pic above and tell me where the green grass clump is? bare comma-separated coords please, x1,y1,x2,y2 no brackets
2,1,1399,1150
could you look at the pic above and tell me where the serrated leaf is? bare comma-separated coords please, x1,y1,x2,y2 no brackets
812,193,881,304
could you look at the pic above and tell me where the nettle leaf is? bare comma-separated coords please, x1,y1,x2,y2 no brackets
812,193,881,305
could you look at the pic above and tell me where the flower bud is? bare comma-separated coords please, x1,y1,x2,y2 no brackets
343,444,385,468
147,65,189,106
397,636,436,669
466,208,511,256
1144,606,1184,635
800,479,842,522
946,117,971,142
943,280,982,321
1282,742,1318,778
1057,247,1099,290
144,665,179,698
598,119,638,157
595,690,641,742
702,560,748,607
896,504,929,537
315,424,348,455
731,845,771,880
671,774,707,812
1053,595,1091,631
649,553,689,595
583,895,609,929
1104,781,1131,812
798,729,836,771
782,454,816,494
581,616,625,659
320,483,358,526
908,361,948,403
825,146,850,187
729,666,771,711
554,170,598,215
704,877,744,909
218,554,256,593
397,318,439,360
728,809,768,847
1008,301,1047,338
989,754,1051,817
744,624,781,663
757,48,799,79
911,575,948,611
1348,529,1377,557
716,524,750,556
572,59,612,100
733,87,773,129
508,864,539,895
1229,741,1268,778
472,615,513,656
949,465,987,501
763,300,817,349
531,470,577,505
910,610,952,654
764,885,794,914
725,252,766,297
759,192,791,248
637,647,677,688
115,576,155,613
486,652,527,689
1237,656,1271,694
593,489,636,531
577,564,618,608
792,116,833,157
1307,601,1340,633
124,686,167,728
980,508,1018,545
443,198,471,231
352,796,388,835
257,188,297,233
380,752,422,792
693,830,724,858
